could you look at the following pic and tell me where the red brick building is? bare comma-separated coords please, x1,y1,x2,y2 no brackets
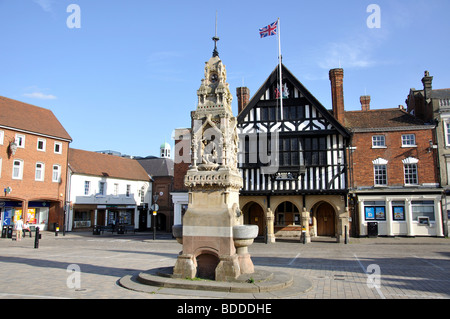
0,96,72,231
346,97,443,237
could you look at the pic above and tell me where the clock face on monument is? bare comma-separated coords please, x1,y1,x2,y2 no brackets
210,73,218,84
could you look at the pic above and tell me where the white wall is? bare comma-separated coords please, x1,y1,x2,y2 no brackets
67,171,151,231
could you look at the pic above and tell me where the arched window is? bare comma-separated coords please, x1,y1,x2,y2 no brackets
275,201,300,226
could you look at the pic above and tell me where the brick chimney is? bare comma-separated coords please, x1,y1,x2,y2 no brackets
236,87,250,114
422,70,433,104
329,68,345,124
360,95,371,111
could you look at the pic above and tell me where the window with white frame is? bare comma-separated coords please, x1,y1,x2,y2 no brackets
114,183,119,196
35,162,45,181
52,164,61,182
98,182,106,196
15,134,25,148
401,134,416,147
126,184,131,197
372,158,388,186
372,135,386,148
12,159,23,179
403,157,419,185
54,142,62,154
446,122,450,146
0,157,2,178
0,130,4,145
84,181,91,195
37,138,46,152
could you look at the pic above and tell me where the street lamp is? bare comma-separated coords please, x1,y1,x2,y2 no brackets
152,194,159,240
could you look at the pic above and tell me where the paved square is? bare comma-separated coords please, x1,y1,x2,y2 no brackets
0,232,449,299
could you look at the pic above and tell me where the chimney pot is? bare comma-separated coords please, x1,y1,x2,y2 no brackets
329,68,345,124
236,87,250,114
360,95,371,111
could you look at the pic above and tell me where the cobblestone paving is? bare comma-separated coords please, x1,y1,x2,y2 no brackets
0,232,449,299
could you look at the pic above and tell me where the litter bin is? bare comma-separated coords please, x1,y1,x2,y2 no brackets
93,225,101,235
7,225,13,238
367,222,378,238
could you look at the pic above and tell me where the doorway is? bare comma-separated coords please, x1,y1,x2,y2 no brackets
243,202,265,236
316,202,335,237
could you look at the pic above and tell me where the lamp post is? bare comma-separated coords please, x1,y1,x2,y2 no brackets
152,194,159,240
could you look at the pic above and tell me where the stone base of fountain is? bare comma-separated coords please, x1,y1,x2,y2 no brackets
119,266,312,298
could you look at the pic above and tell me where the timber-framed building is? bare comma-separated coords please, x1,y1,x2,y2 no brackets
236,65,351,242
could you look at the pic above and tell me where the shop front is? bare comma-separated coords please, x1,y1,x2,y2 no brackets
70,204,137,231
356,193,444,237
0,200,50,231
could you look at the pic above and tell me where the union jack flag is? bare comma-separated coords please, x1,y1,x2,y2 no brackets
259,21,278,38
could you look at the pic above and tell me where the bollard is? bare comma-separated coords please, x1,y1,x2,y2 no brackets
54,223,59,237
346,225,349,244
34,227,41,249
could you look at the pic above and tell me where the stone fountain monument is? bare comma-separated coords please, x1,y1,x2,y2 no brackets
118,37,312,297
172,37,258,281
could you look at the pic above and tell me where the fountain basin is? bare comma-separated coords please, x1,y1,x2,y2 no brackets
172,224,183,244
233,224,258,247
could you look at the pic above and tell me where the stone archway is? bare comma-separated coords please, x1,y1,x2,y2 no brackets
316,202,336,237
242,202,265,236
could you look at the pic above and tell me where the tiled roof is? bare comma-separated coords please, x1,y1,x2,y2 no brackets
344,108,428,130
0,96,72,141
137,157,174,177
69,148,150,181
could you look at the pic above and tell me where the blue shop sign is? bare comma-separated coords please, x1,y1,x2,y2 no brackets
29,201,50,208
0,201,22,207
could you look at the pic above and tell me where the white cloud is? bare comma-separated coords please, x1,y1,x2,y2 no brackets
24,92,57,100
33,0,54,13
318,37,376,70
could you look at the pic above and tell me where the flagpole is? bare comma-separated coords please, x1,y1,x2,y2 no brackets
277,18,283,121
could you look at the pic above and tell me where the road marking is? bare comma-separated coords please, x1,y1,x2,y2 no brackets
413,255,445,271
288,253,301,266
353,253,386,299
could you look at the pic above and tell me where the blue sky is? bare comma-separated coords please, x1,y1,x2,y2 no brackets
0,0,449,157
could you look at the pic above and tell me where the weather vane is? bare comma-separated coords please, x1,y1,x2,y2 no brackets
212,11,219,57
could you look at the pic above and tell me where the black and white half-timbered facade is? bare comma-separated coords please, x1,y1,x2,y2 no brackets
237,64,351,242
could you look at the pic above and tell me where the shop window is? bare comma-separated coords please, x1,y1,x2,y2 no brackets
74,211,91,228
392,201,405,221
364,201,386,221
412,201,435,222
